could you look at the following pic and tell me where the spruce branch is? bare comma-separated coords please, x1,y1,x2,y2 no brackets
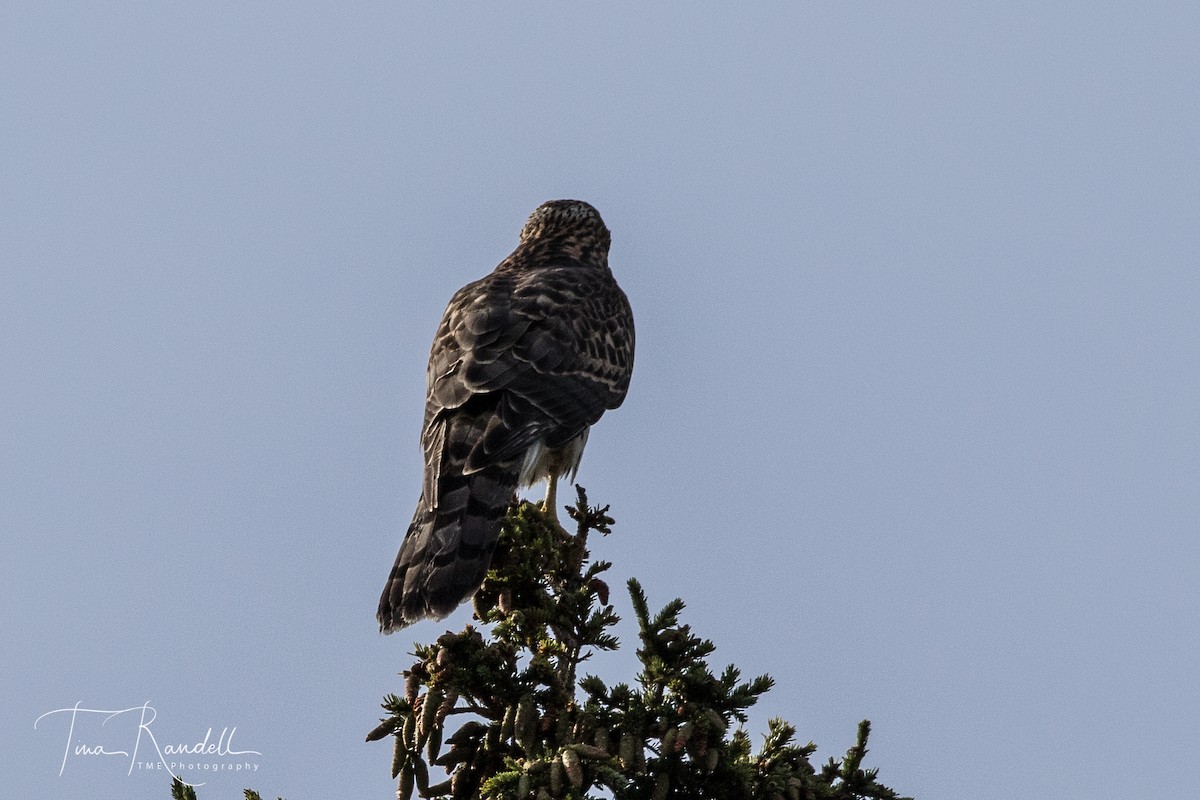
174,489,910,799
366,488,912,800
170,778,197,800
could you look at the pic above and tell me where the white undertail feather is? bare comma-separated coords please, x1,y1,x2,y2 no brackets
518,430,589,489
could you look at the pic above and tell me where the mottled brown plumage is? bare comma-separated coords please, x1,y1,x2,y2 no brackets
378,200,635,633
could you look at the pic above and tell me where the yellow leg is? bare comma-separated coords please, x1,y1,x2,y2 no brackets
542,475,559,523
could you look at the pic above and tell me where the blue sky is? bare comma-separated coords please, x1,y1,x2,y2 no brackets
3,4,1197,799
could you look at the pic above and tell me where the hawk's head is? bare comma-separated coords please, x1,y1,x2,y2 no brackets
519,200,610,248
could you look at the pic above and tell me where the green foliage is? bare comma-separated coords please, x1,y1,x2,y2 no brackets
170,778,197,800
367,488,911,800
169,775,284,799
174,488,909,799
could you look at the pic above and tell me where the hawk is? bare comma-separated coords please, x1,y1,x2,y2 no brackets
378,200,635,633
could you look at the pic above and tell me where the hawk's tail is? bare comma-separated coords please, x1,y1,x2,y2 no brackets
377,461,518,633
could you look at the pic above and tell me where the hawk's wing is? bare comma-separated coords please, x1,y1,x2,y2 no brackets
422,264,634,494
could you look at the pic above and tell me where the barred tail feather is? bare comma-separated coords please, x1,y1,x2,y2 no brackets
377,462,518,633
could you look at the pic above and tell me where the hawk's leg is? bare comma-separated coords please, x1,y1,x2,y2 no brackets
542,475,558,520
541,476,572,538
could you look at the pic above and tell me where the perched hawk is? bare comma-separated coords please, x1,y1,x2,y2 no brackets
378,200,635,633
